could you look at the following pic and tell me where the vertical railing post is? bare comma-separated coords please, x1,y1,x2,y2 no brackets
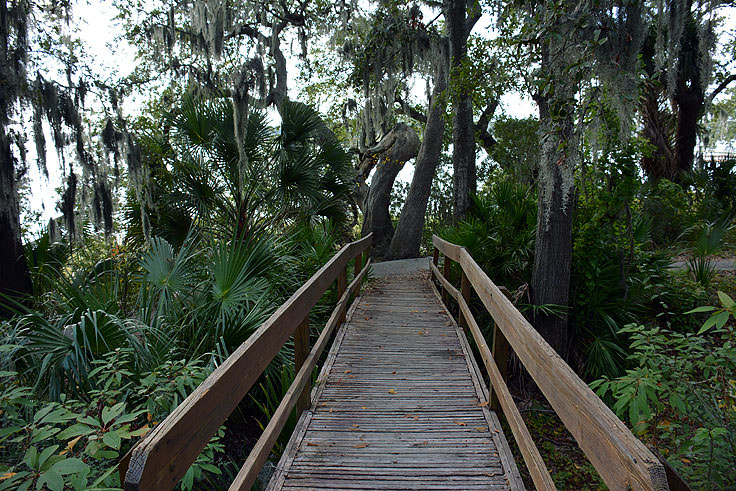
459,271,471,333
432,247,439,266
294,315,310,413
490,286,512,412
442,254,452,305
337,265,347,324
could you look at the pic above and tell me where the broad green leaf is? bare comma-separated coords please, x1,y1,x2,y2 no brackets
48,458,89,476
37,446,60,470
102,431,121,450
57,424,94,440
36,470,63,491
101,402,125,426
717,291,735,308
684,306,716,314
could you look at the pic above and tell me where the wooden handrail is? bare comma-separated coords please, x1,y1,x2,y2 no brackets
431,235,668,491
122,234,372,490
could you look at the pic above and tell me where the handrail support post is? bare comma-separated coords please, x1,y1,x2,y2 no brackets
442,254,452,305
294,315,311,414
490,287,512,412
459,271,471,333
337,266,347,324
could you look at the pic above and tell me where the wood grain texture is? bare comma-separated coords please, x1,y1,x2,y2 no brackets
432,235,669,491
269,274,523,490
228,263,371,490
123,234,371,491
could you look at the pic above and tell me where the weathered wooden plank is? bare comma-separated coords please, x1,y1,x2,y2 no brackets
445,239,668,490
270,274,521,490
294,316,310,414
457,294,554,490
229,260,372,490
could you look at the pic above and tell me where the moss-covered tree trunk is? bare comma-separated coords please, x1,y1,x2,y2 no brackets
446,0,479,223
0,126,32,314
530,44,575,361
361,123,420,257
387,47,448,260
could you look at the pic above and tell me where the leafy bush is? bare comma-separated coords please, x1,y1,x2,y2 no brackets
0,349,221,490
442,179,536,291
590,294,736,488
640,179,694,247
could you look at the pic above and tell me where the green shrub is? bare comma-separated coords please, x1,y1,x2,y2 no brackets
590,294,736,488
640,179,694,247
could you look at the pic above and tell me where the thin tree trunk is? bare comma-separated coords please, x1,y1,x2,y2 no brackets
361,123,420,257
447,0,479,223
386,47,449,260
530,49,575,360
0,125,32,316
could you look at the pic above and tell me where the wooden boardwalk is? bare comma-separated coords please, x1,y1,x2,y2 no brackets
268,273,523,490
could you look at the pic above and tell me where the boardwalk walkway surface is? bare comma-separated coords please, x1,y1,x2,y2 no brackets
268,272,523,490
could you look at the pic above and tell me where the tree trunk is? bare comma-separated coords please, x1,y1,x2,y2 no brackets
360,123,420,257
0,125,32,316
386,47,449,260
530,49,575,360
447,0,479,223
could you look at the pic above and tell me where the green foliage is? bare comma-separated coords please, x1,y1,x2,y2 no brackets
251,364,297,457
591,296,736,488
0,349,221,491
485,116,539,186
640,179,694,247
681,217,734,288
127,96,355,246
442,179,537,291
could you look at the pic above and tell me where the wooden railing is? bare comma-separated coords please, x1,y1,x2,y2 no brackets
120,234,372,490
430,235,669,491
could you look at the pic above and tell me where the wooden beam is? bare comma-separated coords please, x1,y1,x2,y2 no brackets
228,262,371,490
432,235,463,262
432,246,439,266
490,286,512,412
430,261,458,301
457,295,555,490
455,245,668,490
442,254,452,305
123,234,372,491
294,316,310,414
337,266,347,324
459,271,471,333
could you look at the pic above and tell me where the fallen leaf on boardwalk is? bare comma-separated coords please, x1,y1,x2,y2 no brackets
454,421,466,426
353,442,369,448
475,427,487,432
421,441,428,445
364,317,371,320
392,371,397,374
477,401,489,407
319,402,327,406
329,408,334,413
344,370,352,374
485,472,498,477
412,415,419,420
361,406,367,409
417,331,424,335
306,442,319,446
388,389,396,394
